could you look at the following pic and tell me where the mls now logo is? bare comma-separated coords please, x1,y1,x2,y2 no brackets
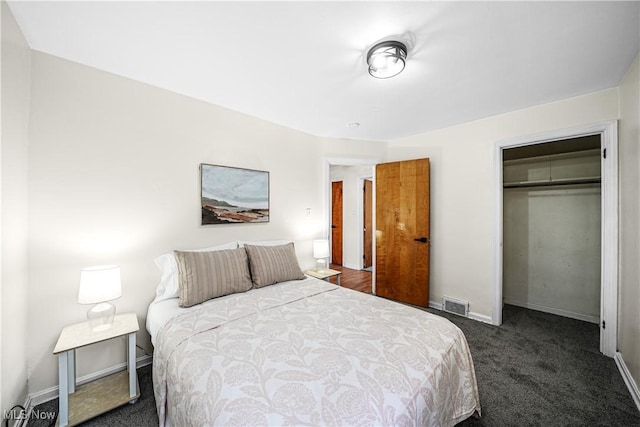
3,406,56,425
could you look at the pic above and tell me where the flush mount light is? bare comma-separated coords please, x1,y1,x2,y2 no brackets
367,40,407,79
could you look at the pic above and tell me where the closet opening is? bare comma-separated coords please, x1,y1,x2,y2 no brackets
502,135,602,329
498,120,619,357
492,120,619,357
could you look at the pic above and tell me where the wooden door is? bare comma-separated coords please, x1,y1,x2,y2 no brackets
363,179,373,268
331,181,343,265
375,159,430,307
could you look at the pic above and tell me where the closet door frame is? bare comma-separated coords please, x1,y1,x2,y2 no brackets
493,120,618,357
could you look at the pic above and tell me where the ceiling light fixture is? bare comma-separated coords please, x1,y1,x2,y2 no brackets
367,40,407,79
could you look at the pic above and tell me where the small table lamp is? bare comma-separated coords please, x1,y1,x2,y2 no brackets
78,265,122,332
313,239,330,272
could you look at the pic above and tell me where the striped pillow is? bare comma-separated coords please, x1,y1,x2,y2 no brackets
244,243,305,288
174,247,252,308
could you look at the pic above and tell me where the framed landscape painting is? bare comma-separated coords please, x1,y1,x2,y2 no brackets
200,164,270,225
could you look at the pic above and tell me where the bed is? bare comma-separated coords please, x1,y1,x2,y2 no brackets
147,241,481,426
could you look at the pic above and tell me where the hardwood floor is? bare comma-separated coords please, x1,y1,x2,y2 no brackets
330,264,372,293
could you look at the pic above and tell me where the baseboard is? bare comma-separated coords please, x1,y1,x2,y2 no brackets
342,262,359,270
614,352,640,412
428,300,443,310
429,300,493,324
468,311,493,324
26,354,153,410
503,298,600,324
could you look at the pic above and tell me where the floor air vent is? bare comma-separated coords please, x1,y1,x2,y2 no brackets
442,297,469,317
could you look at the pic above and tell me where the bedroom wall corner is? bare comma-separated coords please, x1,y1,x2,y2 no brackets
1,0,31,422
618,52,640,399
25,51,386,398
385,88,619,322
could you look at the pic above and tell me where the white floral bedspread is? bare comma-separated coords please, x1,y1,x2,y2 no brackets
153,277,480,426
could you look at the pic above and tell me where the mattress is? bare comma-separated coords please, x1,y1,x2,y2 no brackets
149,276,481,426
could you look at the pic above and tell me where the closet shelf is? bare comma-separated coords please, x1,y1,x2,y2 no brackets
503,176,601,189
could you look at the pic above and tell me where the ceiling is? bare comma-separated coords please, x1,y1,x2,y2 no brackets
7,1,640,142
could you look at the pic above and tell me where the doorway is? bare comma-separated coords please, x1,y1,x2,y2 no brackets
495,121,618,357
502,136,602,324
328,165,375,270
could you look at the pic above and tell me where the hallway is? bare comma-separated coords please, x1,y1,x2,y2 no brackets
329,264,372,293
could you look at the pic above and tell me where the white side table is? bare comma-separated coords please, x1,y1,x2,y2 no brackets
53,313,140,426
306,268,342,286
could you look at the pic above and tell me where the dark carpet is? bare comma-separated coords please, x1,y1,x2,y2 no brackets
29,305,640,426
440,305,640,427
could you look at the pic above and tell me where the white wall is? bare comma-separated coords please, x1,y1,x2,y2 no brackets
329,164,374,269
1,1,31,419
618,54,640,394
26,52,386,395
386,88,619,319
503,185,601,322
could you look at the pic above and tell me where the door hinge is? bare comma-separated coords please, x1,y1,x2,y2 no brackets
602,320,606,329
603,148,607,159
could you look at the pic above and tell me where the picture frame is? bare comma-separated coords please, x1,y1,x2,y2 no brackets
200,164,270,225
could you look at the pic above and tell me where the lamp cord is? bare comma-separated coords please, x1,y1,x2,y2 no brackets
136,343,153,357
3,405,24,427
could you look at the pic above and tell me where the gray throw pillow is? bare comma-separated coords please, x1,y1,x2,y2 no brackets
244,243,305,288
174,247,252,307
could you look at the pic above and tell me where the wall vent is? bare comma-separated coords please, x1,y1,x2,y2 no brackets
442,296,469,317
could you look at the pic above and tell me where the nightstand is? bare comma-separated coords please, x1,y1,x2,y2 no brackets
53,313,140,427
306,268,342,285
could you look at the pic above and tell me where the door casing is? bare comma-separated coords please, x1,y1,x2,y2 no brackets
494,121,618,357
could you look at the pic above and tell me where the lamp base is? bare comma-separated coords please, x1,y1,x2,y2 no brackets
316,258,327,273
87,302,116,332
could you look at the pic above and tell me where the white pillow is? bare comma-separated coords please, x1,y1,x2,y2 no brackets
153,241,238,302
237,239,292,248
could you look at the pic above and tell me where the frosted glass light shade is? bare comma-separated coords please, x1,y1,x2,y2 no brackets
78,265,122,332
367,40,407,79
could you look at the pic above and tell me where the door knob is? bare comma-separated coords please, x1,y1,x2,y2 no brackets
414,237,429,243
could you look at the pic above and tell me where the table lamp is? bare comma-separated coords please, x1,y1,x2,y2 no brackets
313,239,330,272
78,265,122,332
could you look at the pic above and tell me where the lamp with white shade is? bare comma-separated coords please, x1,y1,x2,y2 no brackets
78,265,122,332
313,240,330,272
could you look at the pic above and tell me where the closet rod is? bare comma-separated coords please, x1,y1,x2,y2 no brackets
503,178,601,189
